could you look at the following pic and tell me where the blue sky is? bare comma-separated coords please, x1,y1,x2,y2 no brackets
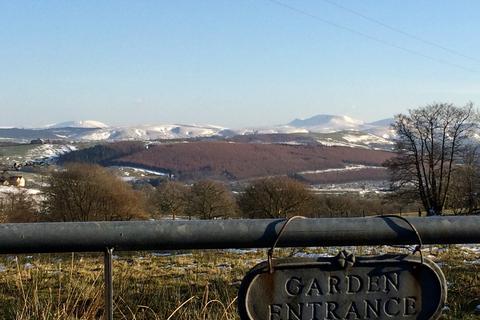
1,0,479,128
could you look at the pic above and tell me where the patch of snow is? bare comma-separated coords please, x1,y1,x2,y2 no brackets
26,144,77,162
151,252,173,257
0,186,41,195
238,126,309,135
79,130,113,141
282,114,396,147
47,120,109,129
224,249,259,254
311,180,390,195
113,166,169,176
459,244,480,254
343,134,394,145
77,124,228,141
298,165,385,175
316,139,370,149
293,252,332,258
275,141,306,146
289,115,364,132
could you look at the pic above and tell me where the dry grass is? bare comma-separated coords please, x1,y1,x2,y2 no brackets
0,247,478,319
435,247,480,320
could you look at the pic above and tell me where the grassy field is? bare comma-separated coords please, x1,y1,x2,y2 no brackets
0,246,478,319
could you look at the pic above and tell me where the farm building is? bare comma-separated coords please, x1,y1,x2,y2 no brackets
0,176,26,187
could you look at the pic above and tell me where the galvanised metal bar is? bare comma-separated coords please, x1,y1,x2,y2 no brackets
0,216,478,254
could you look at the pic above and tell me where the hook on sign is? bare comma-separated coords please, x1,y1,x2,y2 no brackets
267,216,306,273
379,214,424,265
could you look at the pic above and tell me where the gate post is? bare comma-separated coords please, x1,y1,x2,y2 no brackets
104,248,114,320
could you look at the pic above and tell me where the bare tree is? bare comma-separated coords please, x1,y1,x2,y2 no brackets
387,102,478,215
238,177,313,218
44,163,147,221
446,147,480,214
152,181,188,219
0,190,39,223
186,180,237,219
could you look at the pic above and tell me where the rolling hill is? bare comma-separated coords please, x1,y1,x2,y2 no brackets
58,141,394,182
0,114,394,145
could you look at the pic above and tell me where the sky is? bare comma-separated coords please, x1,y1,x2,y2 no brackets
0,0,479,128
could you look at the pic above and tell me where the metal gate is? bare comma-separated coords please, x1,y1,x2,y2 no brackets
1,216,479,319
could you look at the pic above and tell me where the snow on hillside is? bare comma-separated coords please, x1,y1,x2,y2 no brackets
76,130,112,141
47,120,109,129
0,114,397,148
281,114,396,148
286,114,394,135
289,115,364,132
26,144,78,162
0,185,41,196
237,126,309,135
363,126,396,139
85,114,394,149
343,133,394,146
78,124,227,141
299,130,394,150
298,164,385,175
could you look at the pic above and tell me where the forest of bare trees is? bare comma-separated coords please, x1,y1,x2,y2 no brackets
0,166,424,223
1,161,478,224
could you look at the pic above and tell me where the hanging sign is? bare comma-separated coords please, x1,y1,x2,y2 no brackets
238,253,446,320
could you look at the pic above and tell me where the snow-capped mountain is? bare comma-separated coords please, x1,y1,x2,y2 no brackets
284,114,395,140
47,120,109,129
288,115,365,132
237,115,389,136
236,126,309,135
286,114,395,133
79,124,227,141
0,115,396,147
0,122,230,142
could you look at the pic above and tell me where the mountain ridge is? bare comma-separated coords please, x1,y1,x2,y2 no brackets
289,114,364,129
0,114,394,145
46,120,109,129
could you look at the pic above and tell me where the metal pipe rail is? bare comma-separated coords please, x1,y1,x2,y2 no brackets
0,216,479,254
2,216,479,320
